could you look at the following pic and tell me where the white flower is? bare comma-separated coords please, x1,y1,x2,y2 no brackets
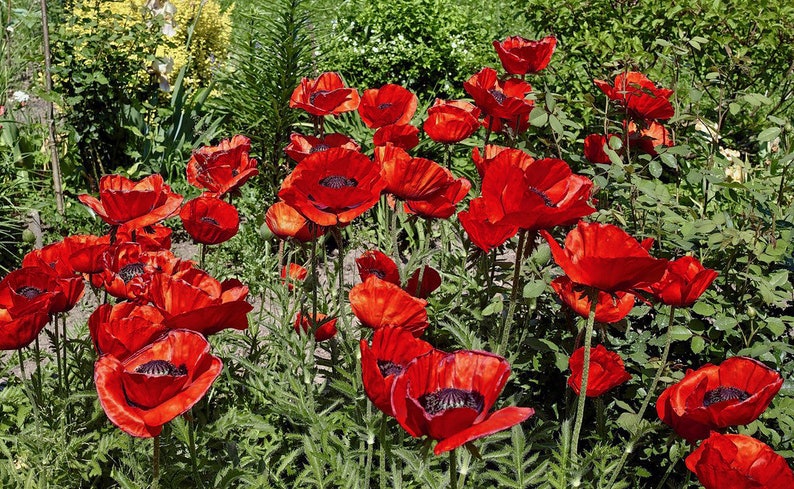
11,90,29,103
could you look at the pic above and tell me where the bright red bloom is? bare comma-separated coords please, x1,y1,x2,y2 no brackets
356,250,400,285
0,302,51,350
463,67,534,120
22,240,85,312
493,35,557,75
349,276,429,337
289,72,360,117
79,174,183,232
405,266,441,299
358,84,418,129
594,72,674,121
360,325,434,416
583,134,618,164
458,197,518,253
647,256,718,307
551,277,636,323
116,225,172,251
186,135,259,197
656,357,783,443
293,312,338,342
91,243,188,301
280,263,308,291
148,268,253,335
471,144,511,179
541,221,668,293
567,344,632,397
0,266,64,314
375,144,454,201
423,99,481,144
628,121,674,156
278,148,387,227
88,303,167,360
404,174,471,220
685,433,794,489
481,149,595,231
284,132,361,163
373,124,420,150
179,196,240,245
391,350,535,455
94,329,222,438
265,201,323,243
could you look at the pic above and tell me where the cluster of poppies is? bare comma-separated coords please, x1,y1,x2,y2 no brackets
0,136,259,438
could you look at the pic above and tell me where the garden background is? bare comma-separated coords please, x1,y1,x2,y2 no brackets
0,0,793,487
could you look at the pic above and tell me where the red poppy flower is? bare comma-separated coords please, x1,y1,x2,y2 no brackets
186,135,259,197
405,266,441,299
541,221,668,293
116,225,172,251
0,302,51,350
278,148,387,227
180,196,240,245
458,197,519,253
375,144,455,201
89,303,167,360
22,240,85,312
656,357,782,443
356,250,400,285
627,121,674,156
79,174,183,232
284,132,361,163
404,175,471,220
423,99,482,144
551,277,636,324
471,145,511,179
463,67,534,120
148,268,253,335
391,349,535,455
360,325,434,416
493,35,557,75
289,72,360,117
91,243,187,301
358,84,418,129
647,256,718,307
280,263,308,291
481,149,595,231
373,124,420,150
94,329,222,438
685,433,794,489
293,312,338,342
567,344,632,397
265,201,323,243
0,267,64,315
349,276,429,337
583,134,619,165
594,72,674,121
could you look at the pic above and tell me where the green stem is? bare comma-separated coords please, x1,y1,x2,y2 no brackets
570,289,599,459
390,203,402,280
449,449,458,489
606,306,677,487
62,313,71,424
152,434,161,489
33,336,43,405
199,242,206,270
496,230,526,356
52,315,62,395
379,414,389,489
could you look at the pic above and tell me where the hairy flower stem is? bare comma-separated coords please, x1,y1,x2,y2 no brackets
379,414,390,489
606,306,677,487
52,315,62,395
570,290,599,459
199,243,206,270
187,411,202,488
449,449,458,489
496,230,526,356
389,203,402,279
152,435,161,489
33,336,43,405
310,225,319,326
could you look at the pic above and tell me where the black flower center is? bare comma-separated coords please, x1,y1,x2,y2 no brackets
134,360,187,377
310,143,330,154
489,89,507,104
309,90,330,104
528,186,557,207
377,102,393,110
377,360,403,377
319,175,358,189
16,286,44,299
367,269,386,279
419,388,485,415
200,216,220,226
118,262,146,283
703,386,750,407
232,169,239,176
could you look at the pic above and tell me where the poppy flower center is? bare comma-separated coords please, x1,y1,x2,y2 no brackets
118,262,146,283
309,90,330,104
419,388,485,415
16,286,44,299
377,103,393,110
488,89,507,104
232,169,239,176
319,175,358,189
376,360,403,377
528,186,556,207
366,269,386,279
134,360,188,377
200,216,220,226
310,143,330,154
703,386,751,407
